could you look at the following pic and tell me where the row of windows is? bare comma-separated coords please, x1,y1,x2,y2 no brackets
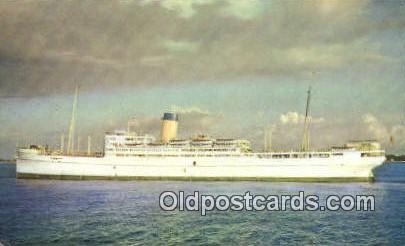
115,154,242,157
110,153,334,158
266,154,331,159
107,148,240,152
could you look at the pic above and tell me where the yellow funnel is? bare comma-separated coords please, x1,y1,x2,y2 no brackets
160,113,178,143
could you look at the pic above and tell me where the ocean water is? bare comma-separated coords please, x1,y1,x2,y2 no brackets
0,162,404,245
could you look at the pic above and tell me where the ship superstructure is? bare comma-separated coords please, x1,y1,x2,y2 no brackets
105,133,251,157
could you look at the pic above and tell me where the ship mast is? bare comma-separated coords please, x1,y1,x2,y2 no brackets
67,85,79,155
301,87,311,152
263,125,273,152
60,133,64,153
264,127,267,152
87,136,91,155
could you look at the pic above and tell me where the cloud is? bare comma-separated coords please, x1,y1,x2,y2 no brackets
279,112,305,125
279,111,325,125
390,124,405,152
142,0,269,20
0,0,403,97
221,0,268,20
162,39,200,53
280,39,395,70
362,113,390,141
140,55,173,67
170,105,209,114
358,113,405,153
142,0,215,18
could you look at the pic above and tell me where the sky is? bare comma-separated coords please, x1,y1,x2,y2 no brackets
0,0,405,159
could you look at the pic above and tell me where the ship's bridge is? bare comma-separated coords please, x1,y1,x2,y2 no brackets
345,140,381,151
105,131,155,151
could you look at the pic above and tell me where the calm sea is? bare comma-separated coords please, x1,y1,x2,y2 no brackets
0,162,404,245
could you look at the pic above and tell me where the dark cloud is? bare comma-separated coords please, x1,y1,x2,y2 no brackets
0,0,403,97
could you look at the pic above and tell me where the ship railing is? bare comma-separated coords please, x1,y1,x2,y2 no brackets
252,149,385,159
45,150,104,157
360,150,385,157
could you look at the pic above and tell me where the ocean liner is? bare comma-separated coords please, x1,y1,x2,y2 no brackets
16,87,385,181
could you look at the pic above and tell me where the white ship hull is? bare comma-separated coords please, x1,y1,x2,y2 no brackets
16,151,385,182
